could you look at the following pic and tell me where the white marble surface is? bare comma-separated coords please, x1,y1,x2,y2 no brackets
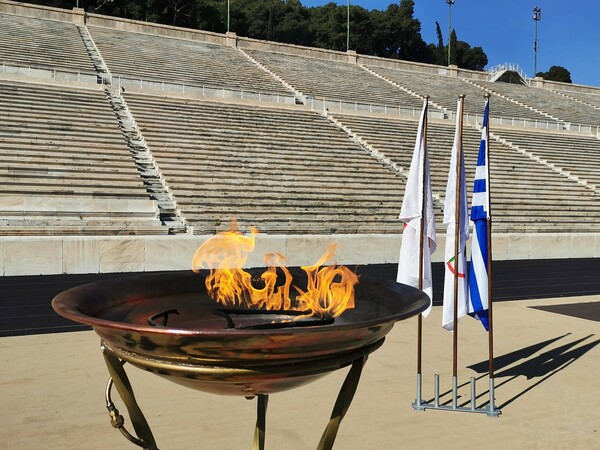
0,195,157,214
334,234,387,265
145,235,209,272
62,237,99,274
0,233,598,276
285,235,339,267
98,238,145,273
530,233,596,259
506,234,532,260
4,237,63,276
247,235,287,267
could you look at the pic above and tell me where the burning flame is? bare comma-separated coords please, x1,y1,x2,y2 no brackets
191,223,358,317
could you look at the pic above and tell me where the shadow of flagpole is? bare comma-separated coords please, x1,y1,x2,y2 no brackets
426,333,573,404
463,334,599,410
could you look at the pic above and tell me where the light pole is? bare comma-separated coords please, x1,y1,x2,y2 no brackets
227,0,230,33
446,0,455,66
347,0,350,52
533,7,541,76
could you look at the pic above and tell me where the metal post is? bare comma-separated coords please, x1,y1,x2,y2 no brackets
347,0,350,52
484,93,496,394
415,373,423,408
452,95,465,379
488,377,496,415
446,0,456,66
417,97,429,379
434,374,440,407
533,7,541,76
452,375,458,409
227,0,230,33
470,377,476,411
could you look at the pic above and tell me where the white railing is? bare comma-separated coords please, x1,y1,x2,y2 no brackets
0,63,98,84
447,110,598,135
313,97,446,121
2,62,598,136
114,75,296,105
487,62,528,81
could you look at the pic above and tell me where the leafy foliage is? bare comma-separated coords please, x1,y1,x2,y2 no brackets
536,66,572,84
23,0,488,69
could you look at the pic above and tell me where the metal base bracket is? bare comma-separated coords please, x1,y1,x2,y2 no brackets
412,374,501,418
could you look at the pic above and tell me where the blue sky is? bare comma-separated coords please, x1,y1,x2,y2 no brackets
301,0,600,87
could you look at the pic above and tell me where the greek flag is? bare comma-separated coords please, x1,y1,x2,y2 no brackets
468,99,490,331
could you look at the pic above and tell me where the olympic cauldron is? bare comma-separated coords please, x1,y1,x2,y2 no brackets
52,231,429,449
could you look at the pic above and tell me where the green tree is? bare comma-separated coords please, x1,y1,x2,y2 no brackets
536,66,572,83
448,29,487,70
22,0,489,71
309,3,346,51
371,0,428,61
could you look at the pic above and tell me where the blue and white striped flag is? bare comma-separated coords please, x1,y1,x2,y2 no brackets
468,99,491,331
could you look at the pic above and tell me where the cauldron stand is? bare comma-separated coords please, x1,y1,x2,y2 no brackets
101,338,383,450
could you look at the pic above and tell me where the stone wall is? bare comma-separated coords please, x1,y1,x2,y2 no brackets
0,0,71,22
2,233,599,276
532,77,600,94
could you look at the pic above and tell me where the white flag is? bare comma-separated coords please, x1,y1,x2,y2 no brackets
442,98,469,331
397,100,437,317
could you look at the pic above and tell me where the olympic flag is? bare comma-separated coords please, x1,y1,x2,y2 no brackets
442,98,469,331
397,99,437,317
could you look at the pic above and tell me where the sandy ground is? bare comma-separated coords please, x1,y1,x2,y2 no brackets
1,295,599,450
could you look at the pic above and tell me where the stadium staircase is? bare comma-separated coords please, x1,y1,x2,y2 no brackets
237,47,305,104
482,80,600,126
359,64,444,112
104,89,187,233
324,112,445,211
0,79,166,235
75,23,187,233
0,12,95,77
551,89,600,114
551,89,600,110
489,132,595,192
244,48,423,110
462,78,560,123
77,24,111,84
492,128,600,193
122,91,409,235
364,65,552,123
331,112,600,232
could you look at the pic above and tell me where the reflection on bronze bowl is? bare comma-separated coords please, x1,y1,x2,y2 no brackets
52,270,428,396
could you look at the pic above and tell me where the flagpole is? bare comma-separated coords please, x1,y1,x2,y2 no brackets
484,93,496,411
452,94,465,384
416,96,429,404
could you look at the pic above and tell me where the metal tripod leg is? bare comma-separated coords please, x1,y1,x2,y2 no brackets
252,394,269,450
316,355,368,450
102,345,159,450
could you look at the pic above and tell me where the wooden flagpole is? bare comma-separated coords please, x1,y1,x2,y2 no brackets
452,95,465,383
415,96,429,406
483,94,497,413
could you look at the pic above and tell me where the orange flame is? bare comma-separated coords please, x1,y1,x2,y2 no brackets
191,225,358,317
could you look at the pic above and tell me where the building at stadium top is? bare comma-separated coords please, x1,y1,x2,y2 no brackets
0,0,599,276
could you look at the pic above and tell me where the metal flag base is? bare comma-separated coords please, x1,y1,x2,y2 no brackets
412,373,501,417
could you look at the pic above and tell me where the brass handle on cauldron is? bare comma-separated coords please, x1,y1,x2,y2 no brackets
105,375,148,448
102,343,159,450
